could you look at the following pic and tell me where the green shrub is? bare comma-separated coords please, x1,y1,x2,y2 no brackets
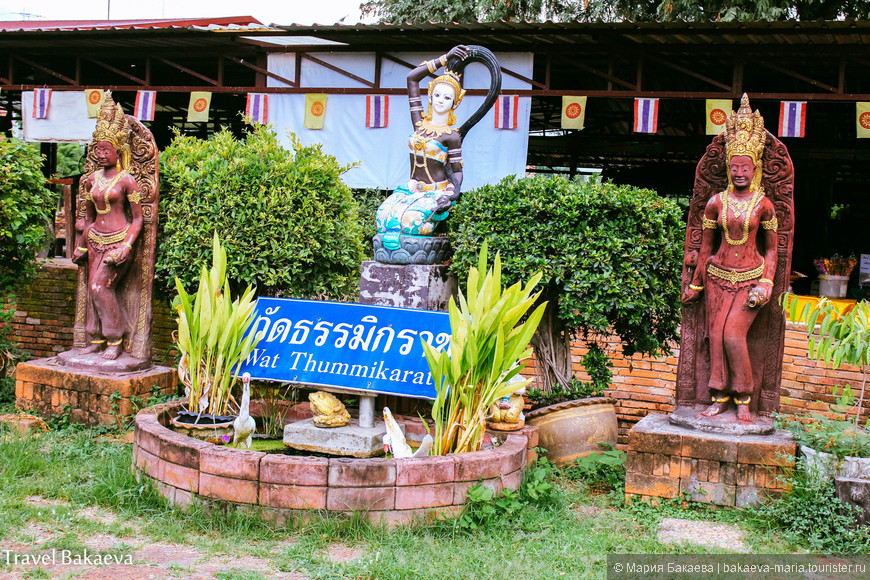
450,175,684,388
157,126,364,297
0,139,54,292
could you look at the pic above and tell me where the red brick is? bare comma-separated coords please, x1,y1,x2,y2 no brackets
625,472,680,499
454,477,503,504
199,473,258,504
200,446,263,480
396,455,455,486
160,459,199,493
455,449,503,481
737,439,797,467
328,457,396,487
260,455,328,486
327,486,395,511
259,483,327,510
501,468,524,492
134,447,162,479
681,433,736,463
395,483,455,509
155,430,208,469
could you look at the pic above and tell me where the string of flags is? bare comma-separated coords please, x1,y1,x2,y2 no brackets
25,88,870,139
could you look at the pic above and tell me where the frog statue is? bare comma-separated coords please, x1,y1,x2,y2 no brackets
309,391,351,428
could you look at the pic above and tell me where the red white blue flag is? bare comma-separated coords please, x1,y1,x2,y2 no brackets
32,89,51,119
778,101,806,138
494,95,519,129
366,95,388,128
245,93,268,124
134,90,157,121
633,98,659,133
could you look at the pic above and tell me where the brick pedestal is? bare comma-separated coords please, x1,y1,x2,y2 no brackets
15,357,176,426
625,413,796,507
358,261,456,312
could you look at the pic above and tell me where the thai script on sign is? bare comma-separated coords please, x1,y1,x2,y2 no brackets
238,298,451,399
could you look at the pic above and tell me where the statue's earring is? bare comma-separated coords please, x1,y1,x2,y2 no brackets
448,111,456,125
116,160,121,171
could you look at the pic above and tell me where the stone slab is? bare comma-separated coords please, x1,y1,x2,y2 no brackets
633,413,794,455
358,261,456,312
283,418,400,458
669,406,774,435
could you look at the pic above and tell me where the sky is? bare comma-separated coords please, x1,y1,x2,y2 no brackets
0,0,367,26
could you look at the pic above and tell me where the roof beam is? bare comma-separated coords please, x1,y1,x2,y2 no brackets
755,61,838,94
646,55,731,92
80,55,147,85
301,53,375,88
14,55,75,84
224,55,296,87
153,56,218,86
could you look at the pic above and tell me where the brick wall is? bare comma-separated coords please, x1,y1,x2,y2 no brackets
6,258,177,365
7,260,868,445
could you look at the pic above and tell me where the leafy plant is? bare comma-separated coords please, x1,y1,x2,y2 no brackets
749,458,870,553
565,444,626,495
527,376,606,409
783,293,870,426
173,233,261,416
158,126,364,298
0,139,55,293
424,243,546,455
451,175,683,392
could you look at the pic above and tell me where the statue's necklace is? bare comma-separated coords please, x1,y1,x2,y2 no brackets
93,169,125,215
415,117,454,137
721,186,762,246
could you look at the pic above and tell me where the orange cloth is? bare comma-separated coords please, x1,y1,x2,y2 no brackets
786,295,856,322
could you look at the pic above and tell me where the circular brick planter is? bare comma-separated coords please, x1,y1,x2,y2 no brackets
132,401,538,526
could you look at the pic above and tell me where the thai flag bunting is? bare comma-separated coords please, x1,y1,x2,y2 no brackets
494,95,519,129
32,89,51,119
633,98,659,133
778,101,806,138
366,95,388,128
245,93,268,124
134,90,157,121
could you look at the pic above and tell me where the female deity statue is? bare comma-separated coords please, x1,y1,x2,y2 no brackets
60,92,159,370
374,45,500,264
675,94,794,431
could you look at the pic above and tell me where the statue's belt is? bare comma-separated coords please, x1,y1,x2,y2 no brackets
707,259,764,285
88,225,129,246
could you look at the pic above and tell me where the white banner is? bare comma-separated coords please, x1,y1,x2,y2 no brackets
22,91,94,143
267,52,533,190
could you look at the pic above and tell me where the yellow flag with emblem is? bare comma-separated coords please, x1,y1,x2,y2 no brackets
858,103,870,138
187,92,212,122
85,89,105,118
706,99,732,135
561,96,586,130
304,94,327,129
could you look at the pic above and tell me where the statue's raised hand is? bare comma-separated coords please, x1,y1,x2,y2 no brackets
447,45,469,62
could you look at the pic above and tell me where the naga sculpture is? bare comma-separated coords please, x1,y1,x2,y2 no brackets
673,94,794,434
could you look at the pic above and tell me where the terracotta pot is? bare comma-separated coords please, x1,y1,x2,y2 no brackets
169,411,235,441
525,397,618,467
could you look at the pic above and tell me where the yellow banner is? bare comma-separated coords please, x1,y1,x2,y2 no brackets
304,94,327,130
187,92,212,122
85,89,105,118
858,102,870,138
705,99,732,135
561,96,586,130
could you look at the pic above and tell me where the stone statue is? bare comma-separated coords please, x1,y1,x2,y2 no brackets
373,45,501,265
309,391,350,428
673,94,794,434
58,91,159,372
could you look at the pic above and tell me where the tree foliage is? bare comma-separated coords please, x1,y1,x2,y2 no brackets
157,126,365,299
0,139,54,293
361,0,870,23
449,175,684,388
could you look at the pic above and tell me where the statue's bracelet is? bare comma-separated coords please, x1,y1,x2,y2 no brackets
120,242,132,250
76,247,88,253
759,278,774,286
689,284,704,292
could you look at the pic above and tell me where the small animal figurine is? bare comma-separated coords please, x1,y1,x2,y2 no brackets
309,391,351,428
232,373,256,448
382,407,432,458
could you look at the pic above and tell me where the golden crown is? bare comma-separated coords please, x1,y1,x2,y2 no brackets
724,94,766,165
428,69,466,109
92,91,131,150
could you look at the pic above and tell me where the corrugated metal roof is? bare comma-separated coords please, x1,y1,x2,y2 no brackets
0,16,272,33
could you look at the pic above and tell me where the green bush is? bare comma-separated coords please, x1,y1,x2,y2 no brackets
157,126,364,297
450,175,684,387
0,139,54,292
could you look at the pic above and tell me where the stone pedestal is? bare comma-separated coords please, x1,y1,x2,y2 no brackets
15,357,176,426
625,414,796,507
359,260,456,312
283,417,402,458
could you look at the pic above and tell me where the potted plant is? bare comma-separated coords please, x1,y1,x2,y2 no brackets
423,243,545,455
169,233,261,439
524,345,618,467
814,254,857,299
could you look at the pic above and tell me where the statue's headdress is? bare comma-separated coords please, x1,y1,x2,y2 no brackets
724,94,766,192
92,91,131,170
428,69,466,109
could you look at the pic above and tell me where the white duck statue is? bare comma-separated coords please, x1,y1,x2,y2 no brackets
382,407,432,458
233,373,256,449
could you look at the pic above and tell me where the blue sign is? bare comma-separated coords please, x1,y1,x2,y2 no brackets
238,298,451,400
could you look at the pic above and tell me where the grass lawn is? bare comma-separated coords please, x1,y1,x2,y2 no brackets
0,419,864,580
